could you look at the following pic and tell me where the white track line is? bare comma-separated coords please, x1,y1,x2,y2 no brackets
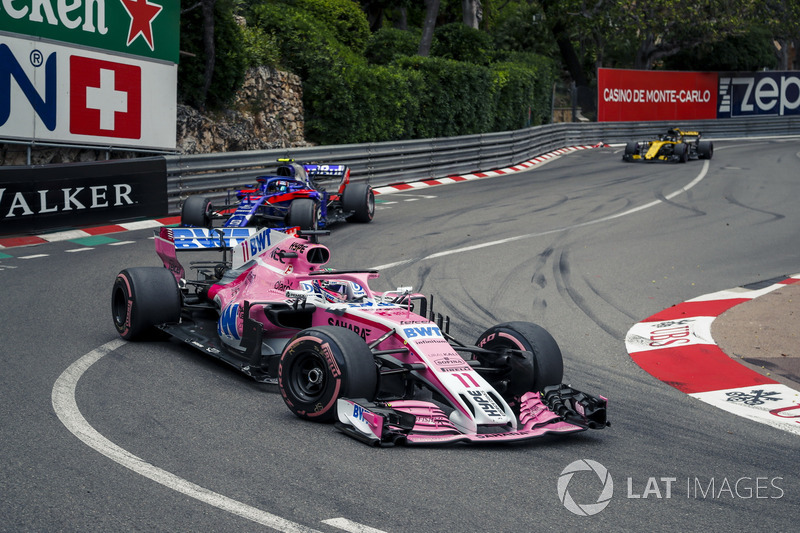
52,340,322,533
372,160,709,270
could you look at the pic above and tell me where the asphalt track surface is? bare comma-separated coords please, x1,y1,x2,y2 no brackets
2,139,799,531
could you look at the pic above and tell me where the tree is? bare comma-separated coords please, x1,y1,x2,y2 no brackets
462,0,482,29
759,0,800,69
418,0,440,56
200,0,216,108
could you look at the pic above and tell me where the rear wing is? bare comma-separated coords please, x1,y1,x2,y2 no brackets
155,226,300,283
303,164,349,183
164,227,257,250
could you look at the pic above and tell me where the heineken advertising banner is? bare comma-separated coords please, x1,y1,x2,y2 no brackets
0,0,179,63
1,0,178,150
0,34,176,149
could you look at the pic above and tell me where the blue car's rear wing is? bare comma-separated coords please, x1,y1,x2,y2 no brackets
303,164,349,182
167,227,257,250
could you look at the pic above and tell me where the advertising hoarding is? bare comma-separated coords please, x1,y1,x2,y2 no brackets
0,0,179,63
598,68,718,122
718,72,800,117
0,34,176,149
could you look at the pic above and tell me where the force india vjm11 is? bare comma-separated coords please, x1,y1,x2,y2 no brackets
111,227,608,446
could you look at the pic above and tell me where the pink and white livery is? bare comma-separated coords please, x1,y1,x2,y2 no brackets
112,227,608,446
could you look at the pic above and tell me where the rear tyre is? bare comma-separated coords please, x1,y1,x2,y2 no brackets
279,327,378,422
474,321,563,397
286,198,318,230
697,140,714,160
181,196,213,227
342,182,375,223
112,267,181,341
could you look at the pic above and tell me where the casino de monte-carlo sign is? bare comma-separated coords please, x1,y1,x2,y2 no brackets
0,1,179,150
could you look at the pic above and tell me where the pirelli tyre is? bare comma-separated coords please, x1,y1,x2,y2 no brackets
673,142,689,163
278,326,378,422
697,140,714,160
474,321,564,398
181,195,213,228
342,182,375,223
112,267,181,341
623,141,638,162
286,198,319,230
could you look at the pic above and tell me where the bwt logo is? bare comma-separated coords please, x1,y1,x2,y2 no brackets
0,43,142,138
718,73,800,117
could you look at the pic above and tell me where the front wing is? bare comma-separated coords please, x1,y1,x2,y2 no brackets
336,385,608,446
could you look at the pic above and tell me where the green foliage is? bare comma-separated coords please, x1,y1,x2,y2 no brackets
178,0,248,109
248,2,362,78
365,27,421,65
491,53,557,129
489,3,557,57
431,22,494,65
304,62,422,143
662,26,778,71
186,0,557,144
241,23,281,69
290,0,370,53
394,56,495,138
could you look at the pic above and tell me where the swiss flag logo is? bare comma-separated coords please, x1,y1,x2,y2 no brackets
69,56,141,139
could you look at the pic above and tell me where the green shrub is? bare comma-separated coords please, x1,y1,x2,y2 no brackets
395,56,495,138
248,3,361,78
305,63,421,143
431,22,493,65
365,27,421,65
269,0,370,54
492,52,557,127
241,23,280,69
233,2,556,144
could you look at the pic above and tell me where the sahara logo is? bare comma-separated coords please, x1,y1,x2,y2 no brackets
557,459,613,516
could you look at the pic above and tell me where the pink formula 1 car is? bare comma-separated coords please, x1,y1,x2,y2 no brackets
111,227,608,446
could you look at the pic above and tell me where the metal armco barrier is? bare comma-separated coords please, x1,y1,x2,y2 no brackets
164,116,800,215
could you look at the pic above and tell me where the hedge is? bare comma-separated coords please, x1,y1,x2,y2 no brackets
245,2,557,144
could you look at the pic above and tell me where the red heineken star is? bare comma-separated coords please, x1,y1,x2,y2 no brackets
120,0,163,51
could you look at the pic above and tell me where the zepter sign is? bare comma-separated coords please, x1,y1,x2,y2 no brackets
718,72,800,117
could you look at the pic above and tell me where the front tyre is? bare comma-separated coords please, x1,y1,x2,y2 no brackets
342,182,375,223
673,142,688,163
622,141,638,162
112,267,181,341
181,196,213,227
475,321,563,397
279,327,377,422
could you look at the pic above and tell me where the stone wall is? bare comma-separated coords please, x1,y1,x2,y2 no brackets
0,66,307,166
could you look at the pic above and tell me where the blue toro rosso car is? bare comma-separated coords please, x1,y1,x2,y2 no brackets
181,161,375,231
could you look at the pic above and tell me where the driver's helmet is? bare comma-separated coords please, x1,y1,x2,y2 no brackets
311,279,366,303
267,180,289,193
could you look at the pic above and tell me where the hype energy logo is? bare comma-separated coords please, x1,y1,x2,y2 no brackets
718,72,800,117
0,34,175,149
0,0,178,63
